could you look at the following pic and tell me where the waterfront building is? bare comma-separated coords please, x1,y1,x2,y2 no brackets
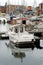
39,3,43,14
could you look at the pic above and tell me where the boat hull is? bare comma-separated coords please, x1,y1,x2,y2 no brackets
0,34,9,39
9,39,35,48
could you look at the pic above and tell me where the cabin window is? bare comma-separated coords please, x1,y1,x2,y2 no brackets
20,27,23,33
0,20,1,24
3,20,6,24
15,28,18,33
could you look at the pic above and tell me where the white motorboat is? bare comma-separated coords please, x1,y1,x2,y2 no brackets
0,18,9,39
8,24,35,46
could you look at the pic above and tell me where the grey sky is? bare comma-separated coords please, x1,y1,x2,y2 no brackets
0,0,42,6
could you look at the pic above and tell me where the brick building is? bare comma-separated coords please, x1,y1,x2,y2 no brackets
39,3,43,14
6,5,26,14
0,6,6,13
36,3,43,15
36,7,41,16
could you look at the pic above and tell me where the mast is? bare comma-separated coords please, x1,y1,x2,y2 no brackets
33,0,37,13
21,0,25,6
33,0,37,8
5,2,7,14
7,0,11,14
18,0,19,5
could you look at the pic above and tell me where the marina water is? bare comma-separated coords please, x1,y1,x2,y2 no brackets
0,40,43,65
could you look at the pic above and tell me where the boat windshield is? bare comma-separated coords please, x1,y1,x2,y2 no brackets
14,26,23,33
15,27,18,33
15,25,25,33
20,26,23,33
11,24,25,33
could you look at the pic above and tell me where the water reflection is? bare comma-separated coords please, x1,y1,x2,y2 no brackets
5,40,43,63
5,42,26,63
0,40,43,65
12,50,26,63
6,40,43,50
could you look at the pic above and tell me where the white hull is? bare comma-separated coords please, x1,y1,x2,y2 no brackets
8,24,35,45
9,33,35,44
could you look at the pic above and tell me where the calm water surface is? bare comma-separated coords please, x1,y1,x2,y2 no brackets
0,40,43,65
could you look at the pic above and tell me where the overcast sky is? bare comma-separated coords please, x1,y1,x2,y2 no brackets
0,0,42,6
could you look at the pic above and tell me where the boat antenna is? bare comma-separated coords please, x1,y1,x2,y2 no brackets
32,0,37,15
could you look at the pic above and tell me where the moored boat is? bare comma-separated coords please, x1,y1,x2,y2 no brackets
8,24,36,47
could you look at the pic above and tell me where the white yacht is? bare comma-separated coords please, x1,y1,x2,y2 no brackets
8,24,35,46
0,17,9,39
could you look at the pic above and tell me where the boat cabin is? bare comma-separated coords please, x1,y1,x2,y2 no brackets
10,24,26,33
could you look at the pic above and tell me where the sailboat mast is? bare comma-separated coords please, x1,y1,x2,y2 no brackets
33,0,37,13
0,2,1,13
21,0,25,6
7,0,11,14
33,0,37,8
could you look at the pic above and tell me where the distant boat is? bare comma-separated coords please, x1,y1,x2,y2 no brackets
0,17,9,39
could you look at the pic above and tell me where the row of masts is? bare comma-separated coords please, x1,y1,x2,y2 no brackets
7,0,37,7
0,0,39,15
7,0,25,6
6,0,37,14
0,0,43,14
0,0,43,7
